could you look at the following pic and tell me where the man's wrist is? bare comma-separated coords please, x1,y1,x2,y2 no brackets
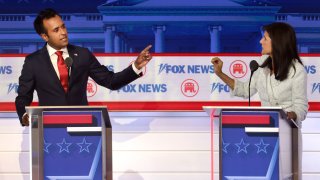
22,113,28,119
132,63,143,75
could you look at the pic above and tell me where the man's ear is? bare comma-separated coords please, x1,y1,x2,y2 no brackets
40,33,49,42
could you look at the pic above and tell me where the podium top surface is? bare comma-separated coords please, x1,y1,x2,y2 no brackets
203,106,282,110
26,106,107,110
25,106,108,114
203,106,284,116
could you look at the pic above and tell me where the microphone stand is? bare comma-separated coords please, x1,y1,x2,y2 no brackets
248,60,259,106
248,72,253,106
67,67,71,80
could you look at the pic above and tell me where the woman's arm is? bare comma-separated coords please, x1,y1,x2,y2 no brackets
291,63,309,121
211,57,235,90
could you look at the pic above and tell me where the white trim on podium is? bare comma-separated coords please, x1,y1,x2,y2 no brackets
245,127,279,133
67,127,102,132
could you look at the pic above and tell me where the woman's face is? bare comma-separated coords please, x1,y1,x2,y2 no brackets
260,31,272,55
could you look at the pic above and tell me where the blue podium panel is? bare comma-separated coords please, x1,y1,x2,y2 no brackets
221,111,280,180
42,111,103,180
27,106,112,180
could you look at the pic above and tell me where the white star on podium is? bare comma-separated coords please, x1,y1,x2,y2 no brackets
77,137,92,153
56,138,72,153
222,139,230,153
44,139,52,153
235,138,250,154
255,138,270,154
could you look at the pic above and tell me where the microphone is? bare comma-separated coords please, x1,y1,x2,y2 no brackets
250,60,259,72
248,60,259,106
65,57,73,79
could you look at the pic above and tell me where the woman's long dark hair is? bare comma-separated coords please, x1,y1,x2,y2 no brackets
260,22,303,81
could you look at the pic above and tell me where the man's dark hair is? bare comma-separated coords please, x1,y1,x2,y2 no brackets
33,8,61,35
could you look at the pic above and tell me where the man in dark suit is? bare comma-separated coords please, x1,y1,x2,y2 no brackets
15,8,152,126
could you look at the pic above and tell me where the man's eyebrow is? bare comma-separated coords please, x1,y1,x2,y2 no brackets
53,27,59,31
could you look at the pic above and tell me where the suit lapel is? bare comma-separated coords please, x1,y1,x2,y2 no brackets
67,45,78,87
40,45,66,93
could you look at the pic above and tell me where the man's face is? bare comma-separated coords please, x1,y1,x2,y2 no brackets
40,15,68,50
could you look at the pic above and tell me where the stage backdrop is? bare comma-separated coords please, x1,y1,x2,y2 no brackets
0,53,319,111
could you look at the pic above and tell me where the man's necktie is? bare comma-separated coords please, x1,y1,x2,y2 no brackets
55,51,68,93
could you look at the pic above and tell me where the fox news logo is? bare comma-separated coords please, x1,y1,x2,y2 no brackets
211,82,230,93
113,84,167,93
7,83,18,94
312,83,320,93
304,65,316,74
158,63,214,74
0,66,12,74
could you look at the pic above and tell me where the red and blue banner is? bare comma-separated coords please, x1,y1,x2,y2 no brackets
0,53,319,111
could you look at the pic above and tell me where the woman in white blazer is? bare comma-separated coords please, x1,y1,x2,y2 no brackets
211,22,308,180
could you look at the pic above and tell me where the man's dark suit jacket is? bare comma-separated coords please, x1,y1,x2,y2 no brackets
15,44,140,125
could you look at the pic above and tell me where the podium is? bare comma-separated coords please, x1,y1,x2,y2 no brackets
203,106,299,180
26,106,112,180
